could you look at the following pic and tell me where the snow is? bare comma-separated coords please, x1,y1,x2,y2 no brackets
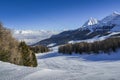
23,69,65,80
111,25,120,32
47,43,56,47
68,32,120,44
101,11,120,24
98,11,120,32
79,17,98,32
82,17,98,27
1,47,120,80
113,11,120,15
88,17,98,26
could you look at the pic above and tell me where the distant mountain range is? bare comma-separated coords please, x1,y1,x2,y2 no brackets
33,11,120,47
12,30,59,45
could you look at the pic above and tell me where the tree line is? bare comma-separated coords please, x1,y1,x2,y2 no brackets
58,37,120,54
29,45,49,53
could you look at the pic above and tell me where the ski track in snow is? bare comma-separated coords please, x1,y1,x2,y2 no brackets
1,50,120,80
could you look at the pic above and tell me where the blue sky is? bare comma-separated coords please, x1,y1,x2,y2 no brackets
0,0,120,30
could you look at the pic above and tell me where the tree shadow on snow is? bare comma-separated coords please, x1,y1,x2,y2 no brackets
37,51,120,61
37,52,61,59
65,53,120,62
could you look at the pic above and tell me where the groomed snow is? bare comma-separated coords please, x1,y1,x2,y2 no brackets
0,47,120,80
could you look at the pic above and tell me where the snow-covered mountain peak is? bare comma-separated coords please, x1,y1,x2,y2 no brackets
88,17,98,25
82,17,98,27
112,11,120,16
100,12,120,24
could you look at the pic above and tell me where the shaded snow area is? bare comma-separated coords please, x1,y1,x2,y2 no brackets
1,49,120,80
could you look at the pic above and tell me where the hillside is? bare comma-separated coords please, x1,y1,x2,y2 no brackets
0,23,37,67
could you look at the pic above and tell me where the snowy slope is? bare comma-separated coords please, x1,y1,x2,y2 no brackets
1,48,120,80
100,11,120,32
101,11,120,24
68,32,120,44
12,30,59,45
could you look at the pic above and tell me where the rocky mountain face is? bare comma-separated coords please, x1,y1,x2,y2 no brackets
82,17,98,27
34,12,120,47
0,24,37,67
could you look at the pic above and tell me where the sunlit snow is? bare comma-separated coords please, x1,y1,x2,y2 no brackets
0,47,120,80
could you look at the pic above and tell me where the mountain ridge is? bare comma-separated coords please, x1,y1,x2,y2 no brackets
33,12,120,47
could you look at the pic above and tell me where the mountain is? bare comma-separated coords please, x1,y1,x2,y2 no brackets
34,12,120,47
12,30,59,45
100,11,120,24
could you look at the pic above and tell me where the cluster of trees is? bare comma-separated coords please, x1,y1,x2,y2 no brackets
18,41,37,67
0,23,19,62
58,37,120,54
0,23,37,67
29,45,49,53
